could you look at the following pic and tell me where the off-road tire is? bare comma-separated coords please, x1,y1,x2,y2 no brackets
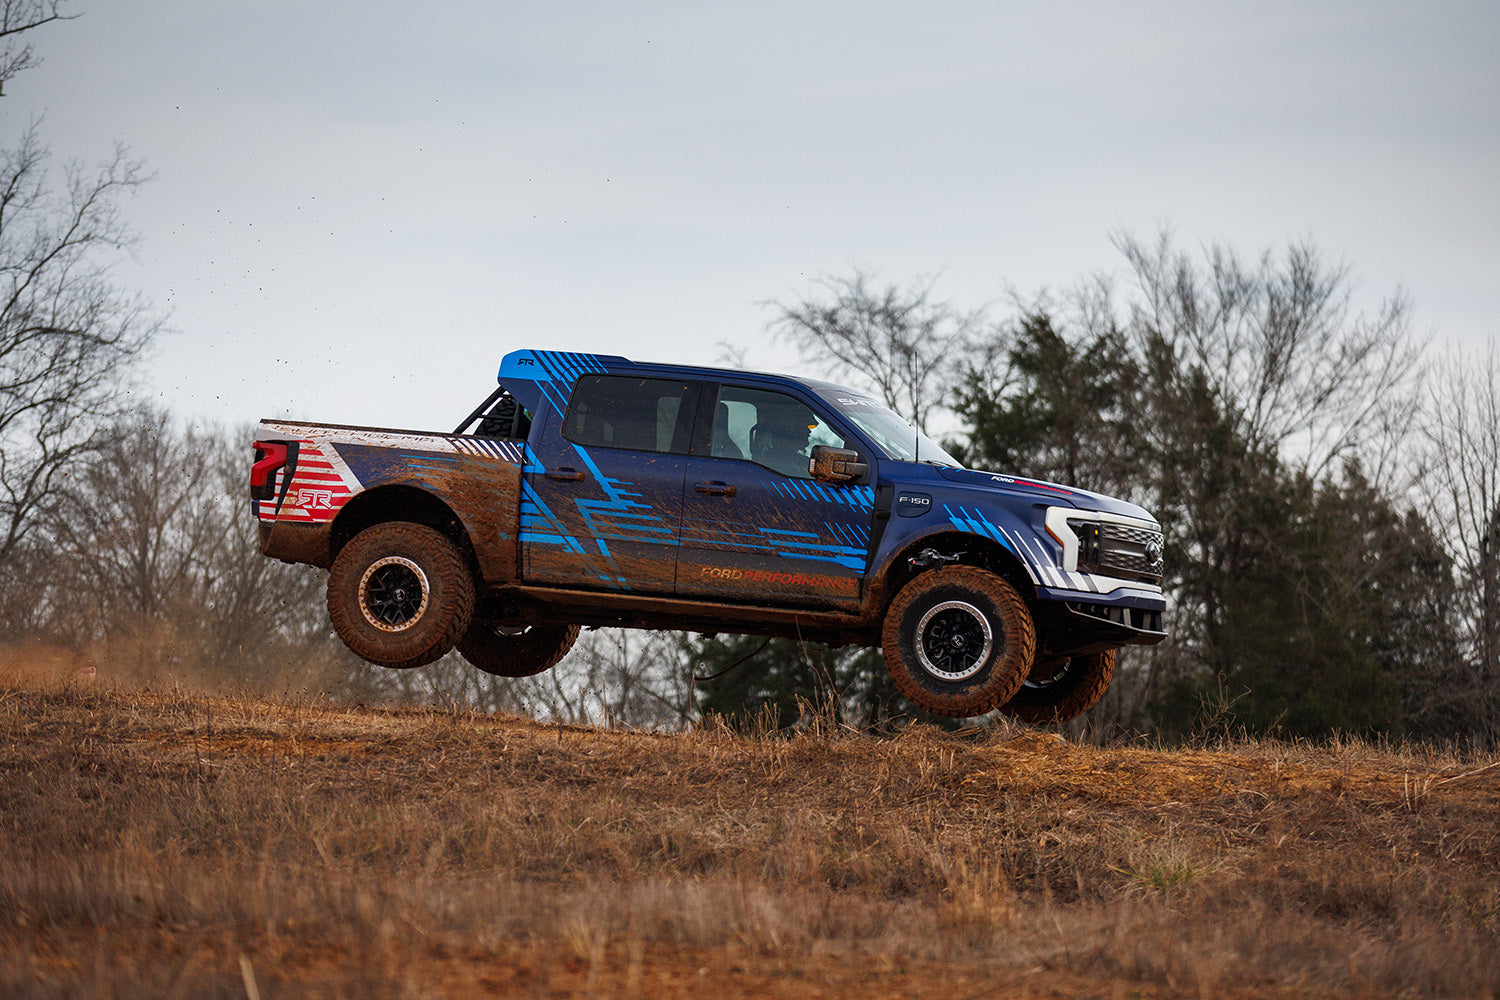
999,649,1117,724
881,566,1036,718
327,522,475,669
458,622,581,678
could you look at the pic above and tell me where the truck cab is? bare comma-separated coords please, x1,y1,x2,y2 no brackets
252,349,1166,721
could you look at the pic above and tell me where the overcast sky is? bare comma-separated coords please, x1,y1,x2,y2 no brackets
12,1,1498,431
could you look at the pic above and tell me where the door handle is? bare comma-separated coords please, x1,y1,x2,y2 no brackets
694,481,736,496
545,467,585,482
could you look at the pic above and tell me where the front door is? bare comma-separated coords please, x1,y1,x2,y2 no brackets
521,375,697,592
676,383,875,607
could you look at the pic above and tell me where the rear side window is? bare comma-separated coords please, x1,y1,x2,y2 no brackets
563,375,693,453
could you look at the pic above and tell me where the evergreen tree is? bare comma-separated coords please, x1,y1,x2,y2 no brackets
955,311,1140,498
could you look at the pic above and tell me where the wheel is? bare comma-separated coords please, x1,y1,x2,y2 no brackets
881,566,1036,718
327,522,475,669
457,621,581,677
999,649,1117,724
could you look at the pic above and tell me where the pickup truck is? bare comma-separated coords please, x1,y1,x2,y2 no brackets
251,349,1166,721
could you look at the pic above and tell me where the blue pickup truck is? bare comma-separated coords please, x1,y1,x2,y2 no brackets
251,349,1166,720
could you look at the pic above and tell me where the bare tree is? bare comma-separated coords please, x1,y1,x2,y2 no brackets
33,410,347,690
1422,345,1500,739
2,3,162,568
48,408,211,624
514,628,692,728
0,1,74,95
1115,231,1423,481
767,269,985,430
1101,233,1430,733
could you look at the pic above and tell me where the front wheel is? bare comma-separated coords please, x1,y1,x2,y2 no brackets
999,649,1117,724
881,566,1036,718
457,622,581,677
327,522,475,669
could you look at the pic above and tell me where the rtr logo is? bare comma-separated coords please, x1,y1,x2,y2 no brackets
292,488,335,510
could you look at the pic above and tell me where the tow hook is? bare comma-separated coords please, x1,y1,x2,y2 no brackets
908,547,962,570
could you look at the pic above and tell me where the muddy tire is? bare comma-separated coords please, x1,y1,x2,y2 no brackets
881,566,1036,718
457,622,581,678
327,522,475,669
1000,649,1117,724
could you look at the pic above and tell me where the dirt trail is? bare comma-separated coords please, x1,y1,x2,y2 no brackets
2,684,1497,998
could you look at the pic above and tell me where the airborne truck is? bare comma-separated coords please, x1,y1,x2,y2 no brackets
251,350,1166,720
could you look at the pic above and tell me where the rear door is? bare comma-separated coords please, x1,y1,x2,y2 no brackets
521,375,698,592
676,382,876,607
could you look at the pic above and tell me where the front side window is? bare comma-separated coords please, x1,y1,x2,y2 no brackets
563,375,692,453
710,385,845,478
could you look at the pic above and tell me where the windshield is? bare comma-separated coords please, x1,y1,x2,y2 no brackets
817,390,963,466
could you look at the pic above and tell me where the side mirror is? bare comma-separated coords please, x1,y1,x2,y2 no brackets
809,445,869,484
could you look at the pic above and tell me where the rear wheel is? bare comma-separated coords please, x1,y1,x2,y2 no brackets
327,522,475,669
457,622,580,678
999,649,1118,724
881,566,1035,718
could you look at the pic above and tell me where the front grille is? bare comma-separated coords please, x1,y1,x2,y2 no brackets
1069,519,1164,584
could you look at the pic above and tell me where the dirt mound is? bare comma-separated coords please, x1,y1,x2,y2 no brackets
2,685,1496,999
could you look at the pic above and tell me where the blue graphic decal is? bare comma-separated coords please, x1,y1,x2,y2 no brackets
519,478,585,552
769,479,875,511
518,442,683,590
943,504,1016,552
678,518,869,573
499,350,619,423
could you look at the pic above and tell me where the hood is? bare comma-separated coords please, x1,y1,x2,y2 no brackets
937,467,1156,522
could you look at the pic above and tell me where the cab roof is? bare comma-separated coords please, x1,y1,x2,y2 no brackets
496,348,862,417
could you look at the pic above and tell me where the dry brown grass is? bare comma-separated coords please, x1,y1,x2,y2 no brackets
1,680,1497,999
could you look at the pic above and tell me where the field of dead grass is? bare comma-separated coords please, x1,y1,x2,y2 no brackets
1,679,1497,999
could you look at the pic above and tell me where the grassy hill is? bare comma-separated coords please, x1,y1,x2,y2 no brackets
2,681,1497,998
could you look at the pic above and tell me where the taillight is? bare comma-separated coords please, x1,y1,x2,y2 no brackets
250,441,289,500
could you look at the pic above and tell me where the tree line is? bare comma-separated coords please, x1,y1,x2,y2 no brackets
750,246,1499,744
3,3,1496,743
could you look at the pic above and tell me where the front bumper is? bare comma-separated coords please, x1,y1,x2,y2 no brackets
1033,584,1167,655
